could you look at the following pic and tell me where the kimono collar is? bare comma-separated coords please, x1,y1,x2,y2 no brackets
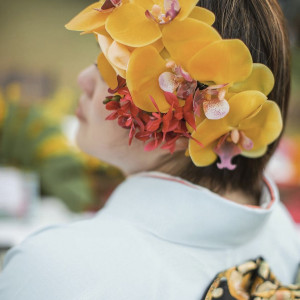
101,172,279,249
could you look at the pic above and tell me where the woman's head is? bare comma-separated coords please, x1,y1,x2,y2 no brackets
156,0,290,198
75,0,290,198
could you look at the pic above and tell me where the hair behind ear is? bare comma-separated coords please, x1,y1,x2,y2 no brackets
153,0,290,199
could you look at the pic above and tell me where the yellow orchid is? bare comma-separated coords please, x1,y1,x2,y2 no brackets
66,0,214,47
97,33,130,79
188,91,283,170
126,17,254,119
160,19,255,120
229,63,275,97
96,30,164,82
125,18,222,112
126,46,170,112
66,1,283,171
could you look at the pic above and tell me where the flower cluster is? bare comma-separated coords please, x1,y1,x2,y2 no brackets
66,0,283,170
104,87,202,153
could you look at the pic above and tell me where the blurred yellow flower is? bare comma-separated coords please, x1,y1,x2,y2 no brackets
42,87,77,122
36,135,73,160
0,90,6,126
6,83,21,103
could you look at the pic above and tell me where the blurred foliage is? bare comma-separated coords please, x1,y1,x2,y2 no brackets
0,84,123,212
0,0,98,90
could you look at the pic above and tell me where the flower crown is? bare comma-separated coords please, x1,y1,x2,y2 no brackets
66,0,283,170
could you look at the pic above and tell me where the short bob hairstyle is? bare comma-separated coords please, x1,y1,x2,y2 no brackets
155,0,290,200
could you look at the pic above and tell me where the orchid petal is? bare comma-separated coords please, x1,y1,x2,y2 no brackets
189,140,218,167
177,0,199,21
188,39,253,85
108,75,126,93
98,34,127,78
130,0,159,10
65,2,108,33
239,100,283,150
230,63,275,96
191,118,230,148
203,98,230,120
98,33,113,56
241,146,268,158
162,18,221,69
226,91,267,127
105,3,162,47
127,46,170,112
97,53,118,90
159,72,179,93
125,38,164,53
188,6,215,25
107,41,131,70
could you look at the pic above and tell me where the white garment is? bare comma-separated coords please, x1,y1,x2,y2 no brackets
0,172,299,300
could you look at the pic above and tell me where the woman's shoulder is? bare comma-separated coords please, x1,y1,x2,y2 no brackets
0,213,162,300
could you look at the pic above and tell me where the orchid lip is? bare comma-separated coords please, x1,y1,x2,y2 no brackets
145,0,181,24
213,130,254,170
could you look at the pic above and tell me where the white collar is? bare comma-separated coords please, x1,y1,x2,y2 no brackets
101,171,279,249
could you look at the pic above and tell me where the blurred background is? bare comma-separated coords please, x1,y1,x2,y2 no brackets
0,0,299,265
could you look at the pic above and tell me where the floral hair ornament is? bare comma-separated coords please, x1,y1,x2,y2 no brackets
66,0,282,170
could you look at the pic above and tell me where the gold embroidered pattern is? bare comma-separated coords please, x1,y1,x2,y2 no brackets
203,257,300,300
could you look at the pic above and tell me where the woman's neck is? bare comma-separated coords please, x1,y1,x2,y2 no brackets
222,190,260,207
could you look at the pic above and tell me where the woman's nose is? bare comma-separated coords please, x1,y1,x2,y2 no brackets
77,65,97,99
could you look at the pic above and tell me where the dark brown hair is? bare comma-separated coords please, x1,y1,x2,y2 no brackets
154,0,291,200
